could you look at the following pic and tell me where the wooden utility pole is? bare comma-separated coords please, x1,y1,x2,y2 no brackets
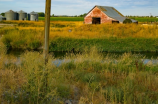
44,0,51,63
43,1,51,100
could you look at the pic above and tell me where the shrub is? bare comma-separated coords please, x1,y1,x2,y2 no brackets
123,19,132,24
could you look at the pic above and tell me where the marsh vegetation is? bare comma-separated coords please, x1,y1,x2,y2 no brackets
1,43,158,103
1,21,158,52
0,20,158,103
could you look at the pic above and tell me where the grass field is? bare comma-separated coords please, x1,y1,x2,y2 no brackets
38,17,158,23
1,21,158,52
129,17,158,22
39,17,84,21
49,38,158,52
0,21,158,103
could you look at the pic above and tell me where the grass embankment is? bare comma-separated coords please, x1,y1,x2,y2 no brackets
39,17,84,21
0,43,158,103
50,38,158,52
1,21,158,52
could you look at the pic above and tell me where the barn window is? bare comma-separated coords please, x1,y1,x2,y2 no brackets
92,17,101,24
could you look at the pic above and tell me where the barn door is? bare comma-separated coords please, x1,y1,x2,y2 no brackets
92,17,101,24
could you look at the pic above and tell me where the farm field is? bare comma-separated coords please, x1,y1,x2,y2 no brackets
38,16,158,23
0,20,158,103
39,17,84,21
129,17,158,23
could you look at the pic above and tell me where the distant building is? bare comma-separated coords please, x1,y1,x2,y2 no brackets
29,11,38,21
18,10,27,20
3,10,39,21
28,14,30,20
5,10,19,20
84,5,138,24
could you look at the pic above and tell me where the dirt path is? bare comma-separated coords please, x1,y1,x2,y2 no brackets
0,23,17,27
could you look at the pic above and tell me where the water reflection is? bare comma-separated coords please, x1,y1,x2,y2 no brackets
7,49,158,59
7,49,25,57
102,51,158,59
143,59,158,65
6,49,158,67
7,49,68,58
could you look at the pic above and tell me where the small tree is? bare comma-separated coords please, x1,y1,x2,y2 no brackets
150,15,153,18
38,12,45,17
52,14,54,17
1,13,5,16
123,19,132,24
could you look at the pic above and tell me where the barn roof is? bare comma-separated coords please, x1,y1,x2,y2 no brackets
86,5,138,23
96,6,124,17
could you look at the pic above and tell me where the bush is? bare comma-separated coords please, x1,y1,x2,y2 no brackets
123,19,132,24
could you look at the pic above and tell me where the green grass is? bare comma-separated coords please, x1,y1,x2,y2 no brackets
38,17,158,22
1,29,43,49
49,38,158,52
2,31,158,52
129,17,158,22
39,17,84,21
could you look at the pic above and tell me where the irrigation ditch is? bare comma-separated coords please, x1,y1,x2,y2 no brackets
5,49,158,67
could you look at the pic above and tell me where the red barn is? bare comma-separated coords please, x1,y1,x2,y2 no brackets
84,5,137,24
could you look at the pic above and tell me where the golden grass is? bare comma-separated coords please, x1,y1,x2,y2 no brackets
0,41,6,69
49,23,158,39
1,21,158,39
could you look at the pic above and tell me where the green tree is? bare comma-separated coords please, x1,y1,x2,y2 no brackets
52,14,54,17
38,12,45,17
123,19,132,24
1,13,5,16
79,13,87,17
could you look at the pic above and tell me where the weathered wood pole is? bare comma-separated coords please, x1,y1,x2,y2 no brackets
44,0,51,63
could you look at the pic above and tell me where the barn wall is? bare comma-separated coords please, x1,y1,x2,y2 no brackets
84,7,115,24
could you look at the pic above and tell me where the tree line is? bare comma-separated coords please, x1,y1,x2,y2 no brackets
38,12,87,17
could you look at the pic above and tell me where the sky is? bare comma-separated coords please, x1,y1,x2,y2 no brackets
0,0,158,16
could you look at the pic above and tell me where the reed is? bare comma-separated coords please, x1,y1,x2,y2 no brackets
0,45,158,103
0,41,6,69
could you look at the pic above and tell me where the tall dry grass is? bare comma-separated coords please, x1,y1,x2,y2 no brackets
0,40,25,103
0,40,6,69
1,21,158,39
1,21,158,51
0,45,158,103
